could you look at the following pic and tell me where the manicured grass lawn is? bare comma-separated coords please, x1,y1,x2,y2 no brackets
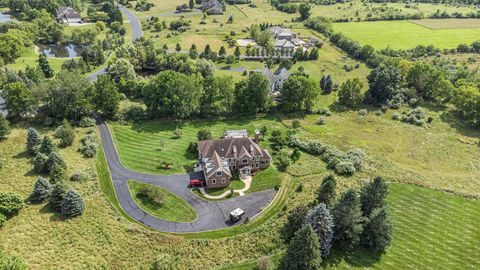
205,179,246,196
250,167,282,193
334,20,480,49
127,180,197,222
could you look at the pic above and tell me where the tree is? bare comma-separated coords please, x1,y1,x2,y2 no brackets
33,152,48,173
175,43,182,52
361,207,392,252
338,78,364,108
38,53,54,78
46,152,67,173
233,73,270,115
277,149,291,170
332,189,364,249
309,48,319,60
55,119,76,147
49,182,68,213
320,75,332,94
366,65,401,105
189,44,198,59
282,204,309,243
317,174,336,208
196,59,216,78
291,148,301,162
452,83,480,126
2,82,36,122
197,128,212,141
26,127,42,155
406,61,453,101
0,114,10,140
299,2,312,20
217,75,235,112
360,176,389,217
305,203,334,258
0,192,24,217
234,46,241,58
60,189,85,218
30,177,52,203
189,0,195,9
40,136,55,155
92,75,120,120
107,58,136,83
280,75,320,112
219,46,226,56
282,224,322,270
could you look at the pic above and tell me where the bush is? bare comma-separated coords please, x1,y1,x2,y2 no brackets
0,192,24,217
335,161,356,175
30,177,52,203
401,107,428,126
257,256,271,270
121,105,146,122
79,134,98,158
54,120,76,147
391,112,400,120
317,117,326,125
60,189,85,218
70,171,88,181
374,110,382,116
358,109,368,116
0,213,6,228
78,117,96,127
173,128,183,138
292,120,301,129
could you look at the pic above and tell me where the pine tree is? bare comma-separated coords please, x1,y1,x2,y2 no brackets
360,176,389,217
33,152,48,173
40,136,55,155
309,48,319,60
234,46,241,58
282,224,322,270
282,204,309,243
332,189,364,249
0,114,10,140
30,177,52,203
219,46,226,56
175,43,182,52
317,174,336,208
361,207,392,252
305,203,334,258
26,127,42,155
60,189,85,218
46,152,67,173
38,53,54,78
49,182,68,212
49,162,68,184
189,0,194,9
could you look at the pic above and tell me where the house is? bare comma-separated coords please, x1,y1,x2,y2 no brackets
274,39,295,51
201,0,224,15
196,130,272,188
56,6,82,24
269,26,298,41
255,67,290,93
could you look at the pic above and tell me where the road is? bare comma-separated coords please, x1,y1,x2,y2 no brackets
87,5,143,81
97,120,277,232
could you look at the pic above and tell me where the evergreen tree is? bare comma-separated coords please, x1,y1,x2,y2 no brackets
49,182,68,212
361,207,392,252
189,0,195,9
46,152,67,173
305,203,334,258
360,176,389,217
60,189,85,218
219,46,226,56
332,189,364,249
0,114,10,140
282,224,322,270
175,43,182,52
234,46,241,58
38,53,54,78
309,48,319,60
49,162,68,183
26,127,42,155
317,174,336,208
33,152,48,173
282,204,309,243
30,177,52,203
40,136,55,155
189,44,198,59
320,75,333,94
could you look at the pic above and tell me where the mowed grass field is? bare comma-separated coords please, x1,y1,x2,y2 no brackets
334,20,480,49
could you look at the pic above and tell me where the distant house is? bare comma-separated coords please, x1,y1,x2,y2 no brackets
56,6,82,24
196,130,271,188
269,26,298,41
255,67,290,93
201,0,224,15
274,39,295,50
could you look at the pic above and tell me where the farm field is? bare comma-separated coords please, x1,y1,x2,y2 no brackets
334,20,480,50
410,18,480,29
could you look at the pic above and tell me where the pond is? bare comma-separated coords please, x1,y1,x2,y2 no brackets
37,44,83,58
0,12,11,23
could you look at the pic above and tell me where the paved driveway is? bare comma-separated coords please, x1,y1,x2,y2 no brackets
98,120,277,232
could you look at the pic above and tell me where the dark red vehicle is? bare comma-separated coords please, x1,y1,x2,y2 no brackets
189,179,205,188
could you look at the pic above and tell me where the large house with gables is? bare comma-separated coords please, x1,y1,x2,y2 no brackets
196,130,272,188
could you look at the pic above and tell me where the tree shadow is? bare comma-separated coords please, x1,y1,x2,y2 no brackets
13,150,29,159
439,110,480,139
323,247,383,268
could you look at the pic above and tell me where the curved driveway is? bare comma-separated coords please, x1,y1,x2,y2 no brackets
98,120,277,232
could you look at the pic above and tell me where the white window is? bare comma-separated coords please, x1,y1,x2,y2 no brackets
222,178,226,183
212,179,216,184
216,171,222,176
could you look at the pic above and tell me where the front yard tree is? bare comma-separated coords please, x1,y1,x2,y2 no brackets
332,189,364,249
317,174,336,208
60,189,85,218
338,78,364,108
282,204,309,243
361,207,393,252
26,127,42,155
0,114,10,140
299,2,312,20
233,73,270,115
306,203,334,258
93,75,120,120
49,182,68,212
282,224,322,270
30,177,52,203
39,53,54,78
360,176,389,216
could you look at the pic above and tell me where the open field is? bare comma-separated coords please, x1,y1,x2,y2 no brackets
410,18,480,29
127,180,197,222
334,20,480,50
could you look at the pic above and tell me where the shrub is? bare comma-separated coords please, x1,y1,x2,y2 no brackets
49,183,68,212
54,120,76,147
122,105,146,122
197,128,212,141
70,171,88,182
391,112,400,120
374,110,382,116
0,192,24,217
60,189,85,218
79,134,98,158
140,186,165,205
0,213,6,228
257,256,271,270
29,177,52,203
173,128,183,138
78,116,96,127
358,109,368,116
402,107,428,126
319,108,332,116
33,152,48,173
317,117,326,125
335,161,356,175
292,120,301,129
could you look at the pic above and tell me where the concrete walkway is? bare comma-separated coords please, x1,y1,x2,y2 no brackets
200,176,252,199
97,120,276,232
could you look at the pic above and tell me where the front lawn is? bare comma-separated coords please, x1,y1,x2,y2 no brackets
127,180,197,222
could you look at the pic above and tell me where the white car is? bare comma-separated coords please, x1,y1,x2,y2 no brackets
229,208,245,223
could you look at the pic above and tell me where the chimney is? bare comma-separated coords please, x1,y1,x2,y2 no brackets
254,130,260,143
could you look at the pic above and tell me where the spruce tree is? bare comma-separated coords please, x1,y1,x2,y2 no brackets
282,204,309,243
282,224,322,270
49,162,68,184
305,203,334,258
60,189,85,218
234,46,241,58
219,46,226,56
317,174,336,208
360,176,389,217
49,182,68,212
361,207,392,252
189,0,194,9
38,53,54,78
30,177,52,203
332,189,364,249
33,152,48,173
26,127,42,155
40,136,55,155
46,152,67,173
0,114,10,140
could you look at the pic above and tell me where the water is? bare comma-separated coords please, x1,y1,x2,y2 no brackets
37,44,83,58
0,12,11,23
